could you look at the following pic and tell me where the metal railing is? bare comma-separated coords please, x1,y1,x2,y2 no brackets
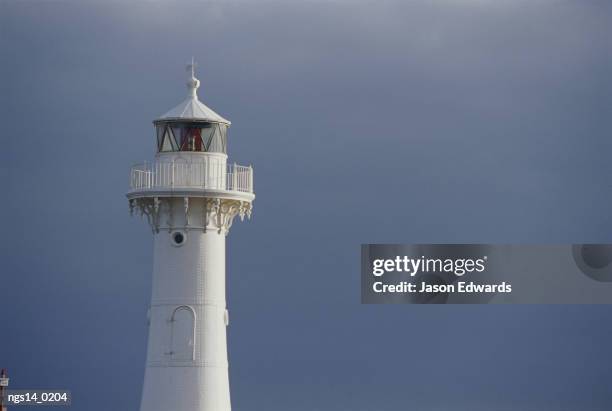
130,160,253,193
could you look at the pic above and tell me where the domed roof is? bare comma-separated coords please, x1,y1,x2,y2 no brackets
157,62,231,125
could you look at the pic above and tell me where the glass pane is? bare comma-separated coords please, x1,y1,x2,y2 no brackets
182,128,203,151
209,126,221,152
160,130,174,152
192,129,203,151
171,126,184,150
156,126,164,149
219,125,227,152
170,130,179,150
200,125,214,152
159,129,178,152
207,124,227,153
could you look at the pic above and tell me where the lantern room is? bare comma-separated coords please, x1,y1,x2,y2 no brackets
154,121,228,153
154,62,231,154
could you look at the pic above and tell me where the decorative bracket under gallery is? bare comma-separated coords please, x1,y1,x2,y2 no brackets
129,197,252,235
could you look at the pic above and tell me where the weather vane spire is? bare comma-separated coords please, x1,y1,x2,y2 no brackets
186,57,200,99
187,56,197,78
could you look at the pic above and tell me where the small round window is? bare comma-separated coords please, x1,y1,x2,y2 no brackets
171,231,186,247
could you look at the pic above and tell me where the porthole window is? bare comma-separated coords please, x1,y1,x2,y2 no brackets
171,231,186,247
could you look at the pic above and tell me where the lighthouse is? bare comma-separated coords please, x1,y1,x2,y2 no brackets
127,62,254,411
0,369,8,411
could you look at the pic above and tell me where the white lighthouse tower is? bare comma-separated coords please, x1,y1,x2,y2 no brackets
127,62,254,411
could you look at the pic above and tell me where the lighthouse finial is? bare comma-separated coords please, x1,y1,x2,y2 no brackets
186,57,200,99
187,56,197,78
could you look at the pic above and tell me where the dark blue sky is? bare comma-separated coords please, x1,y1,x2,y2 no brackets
2,1,612,410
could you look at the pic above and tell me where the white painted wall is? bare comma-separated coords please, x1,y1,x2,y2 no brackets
140,197,231,411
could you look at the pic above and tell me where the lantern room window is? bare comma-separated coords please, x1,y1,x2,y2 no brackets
155,121,227,154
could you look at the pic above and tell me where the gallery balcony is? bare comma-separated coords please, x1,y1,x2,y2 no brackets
127,160,254,202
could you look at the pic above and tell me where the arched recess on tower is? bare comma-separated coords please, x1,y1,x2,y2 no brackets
169,306,196,361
